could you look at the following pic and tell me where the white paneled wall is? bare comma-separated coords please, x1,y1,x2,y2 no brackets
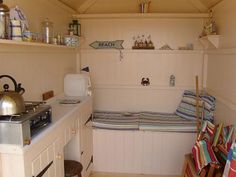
80,18,204,50
93,129,196,175
81,50,204,111
79,17,205,111
0,49,76,101
0,0,76,101
81,50,204,87
205,0,236,126
79,17,204,176
206,51,236,125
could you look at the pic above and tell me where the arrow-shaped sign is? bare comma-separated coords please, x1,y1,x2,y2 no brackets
89,40,124,49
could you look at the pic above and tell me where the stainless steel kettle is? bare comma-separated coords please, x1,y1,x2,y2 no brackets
0,75,25,115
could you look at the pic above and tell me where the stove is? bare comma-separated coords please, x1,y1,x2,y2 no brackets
0,102,52,146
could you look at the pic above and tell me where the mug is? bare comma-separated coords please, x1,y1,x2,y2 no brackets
10,20,22,41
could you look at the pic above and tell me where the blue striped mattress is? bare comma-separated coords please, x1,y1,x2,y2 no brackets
93,111,197,132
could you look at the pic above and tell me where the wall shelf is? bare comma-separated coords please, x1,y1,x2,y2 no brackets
94,84,196,90
80,48,204,54
73,13,209,19
0,39,76,49
199,35,220,49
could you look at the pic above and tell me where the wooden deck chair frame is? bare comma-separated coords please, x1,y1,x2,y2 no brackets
182,76,223,177
213,126,235,166
182,154,222,177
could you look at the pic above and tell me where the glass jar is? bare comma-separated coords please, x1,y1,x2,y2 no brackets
41,18,53,44
0,0,9,39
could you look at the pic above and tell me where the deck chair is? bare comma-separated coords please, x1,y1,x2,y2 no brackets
214,125,235,166
182,153,222,177
182,121,224,177
222,139,236,177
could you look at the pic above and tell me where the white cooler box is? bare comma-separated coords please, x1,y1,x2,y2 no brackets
64,74,91,97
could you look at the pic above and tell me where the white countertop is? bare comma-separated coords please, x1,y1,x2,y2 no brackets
0,94,92,155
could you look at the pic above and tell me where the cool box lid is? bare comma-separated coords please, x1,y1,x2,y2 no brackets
64,74,89,97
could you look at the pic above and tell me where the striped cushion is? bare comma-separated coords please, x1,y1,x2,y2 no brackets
139,111,197,132
176,90,215,121
93,111,197,132
93,111,139,130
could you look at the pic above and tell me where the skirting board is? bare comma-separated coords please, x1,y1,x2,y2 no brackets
90,171,180,177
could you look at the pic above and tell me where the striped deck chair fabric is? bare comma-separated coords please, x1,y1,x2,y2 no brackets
222,125,235,151
192,139,218,174
198,121,216,144
223,140,236,177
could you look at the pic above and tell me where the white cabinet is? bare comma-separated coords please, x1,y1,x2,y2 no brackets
64,98,93,177
0,97,93,177
64,112,78,146
31,136,64,177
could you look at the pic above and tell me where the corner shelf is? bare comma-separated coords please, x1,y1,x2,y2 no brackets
199,35,220,49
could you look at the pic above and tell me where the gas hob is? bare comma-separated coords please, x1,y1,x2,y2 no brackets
0,101,52,146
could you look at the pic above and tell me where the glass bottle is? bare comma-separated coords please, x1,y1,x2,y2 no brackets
0,0,9,39
41,18,53,44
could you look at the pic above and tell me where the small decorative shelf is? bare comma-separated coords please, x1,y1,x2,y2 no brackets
199,35,220,49
132,46,155,50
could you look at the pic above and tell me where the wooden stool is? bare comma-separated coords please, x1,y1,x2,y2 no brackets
64,160,83,177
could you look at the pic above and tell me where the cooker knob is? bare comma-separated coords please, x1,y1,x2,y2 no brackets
24,139,31,145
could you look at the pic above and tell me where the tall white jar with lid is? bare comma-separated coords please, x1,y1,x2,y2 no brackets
41,18,53,44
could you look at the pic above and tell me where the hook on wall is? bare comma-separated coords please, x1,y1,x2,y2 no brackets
169,74,175,87
119,50,124,61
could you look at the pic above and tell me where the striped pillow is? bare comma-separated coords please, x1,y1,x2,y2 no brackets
175,90,215,121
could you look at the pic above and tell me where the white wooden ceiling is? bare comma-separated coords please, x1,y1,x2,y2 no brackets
58,0,223,13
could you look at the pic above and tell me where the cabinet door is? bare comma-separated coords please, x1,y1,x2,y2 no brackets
64,112,78,146
32,156,41,177
31,144,55,177
80,100,93,177
54,137,64,177
48,144,56,177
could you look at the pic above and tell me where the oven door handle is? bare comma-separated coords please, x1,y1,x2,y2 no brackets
33,161,53,177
